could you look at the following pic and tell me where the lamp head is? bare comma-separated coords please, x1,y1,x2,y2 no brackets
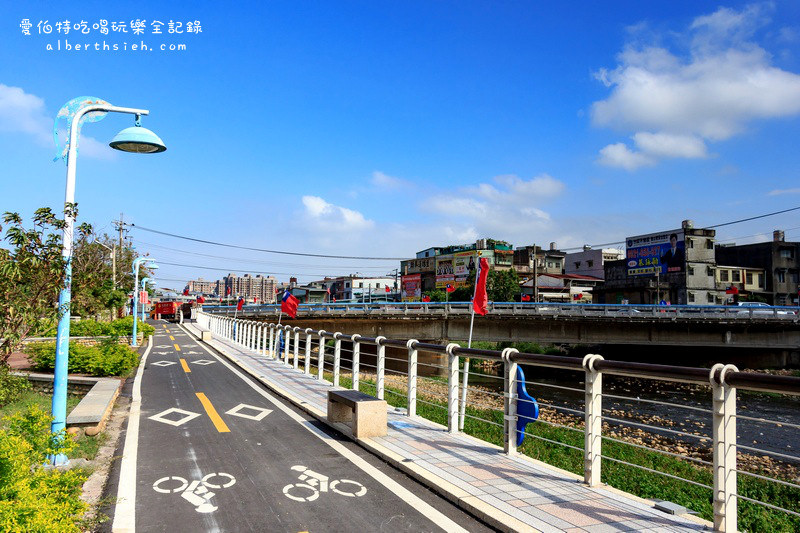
109,114,166,154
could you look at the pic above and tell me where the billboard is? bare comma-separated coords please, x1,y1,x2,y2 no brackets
626,230,685,276
435,256,454,288
401,274,422,301
454,251,476,279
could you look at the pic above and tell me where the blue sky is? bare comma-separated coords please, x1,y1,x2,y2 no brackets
1,1,799,288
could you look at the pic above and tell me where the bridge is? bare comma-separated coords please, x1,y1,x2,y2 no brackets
203,302,800,367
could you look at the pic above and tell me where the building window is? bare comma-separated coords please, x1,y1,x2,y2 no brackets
587,260,594,268
707,293,714,303
777,271,786,283
574,262,581,269
746,273,753,284
346,282,350,288
732,271,740,282
757,273,763,287
720,270,729,282
706,239,714,249
780,248,794,259
687,238,693,248
792,271,800,283
706,266,713,277
688,292,695,303
688,266,694,276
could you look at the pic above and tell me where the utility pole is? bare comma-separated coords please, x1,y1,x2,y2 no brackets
112,213,128,318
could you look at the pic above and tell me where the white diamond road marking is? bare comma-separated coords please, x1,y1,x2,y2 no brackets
149,408,201,427
151,360,177,367
191,360,216,366
225,403,272,421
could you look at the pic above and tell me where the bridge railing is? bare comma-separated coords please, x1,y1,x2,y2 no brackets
202,301,800,320
196,311,800,532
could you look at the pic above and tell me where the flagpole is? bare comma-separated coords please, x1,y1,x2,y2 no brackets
459,255,480,431
272,310,283,357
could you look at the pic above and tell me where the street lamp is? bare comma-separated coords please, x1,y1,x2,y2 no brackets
131,258,158,346
50,98,165,465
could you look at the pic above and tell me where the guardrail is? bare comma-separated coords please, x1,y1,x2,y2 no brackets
201,301,800,321
197,311,800,532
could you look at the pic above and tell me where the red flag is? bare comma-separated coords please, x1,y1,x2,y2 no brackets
472,257,489,316
445,283,455,293
326,287,331,294
226,286,231,296
197,296,205,304
183,288,189,296
236,297,244,311
725,286,739,295
521,294,531,302
385,286,391,293
219,298,223,304
281,290,300,318
253,296,258,303
422,295,431,302
333,297,336,302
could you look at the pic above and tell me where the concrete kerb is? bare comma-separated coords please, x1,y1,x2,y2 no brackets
181,322,710,532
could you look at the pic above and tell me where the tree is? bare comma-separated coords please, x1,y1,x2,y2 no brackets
0,208,70,364
487,268,520,302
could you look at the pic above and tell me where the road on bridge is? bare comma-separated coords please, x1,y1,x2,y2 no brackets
104,320,493,532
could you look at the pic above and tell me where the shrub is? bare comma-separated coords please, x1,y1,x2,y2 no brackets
0,367,31,407
0,405,86,532
25,341,139,377
109,316,154,339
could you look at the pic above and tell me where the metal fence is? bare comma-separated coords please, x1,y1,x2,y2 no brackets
203,301,800,321
196,311,800,532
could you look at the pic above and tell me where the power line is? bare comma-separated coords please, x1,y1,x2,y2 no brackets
135,239,394,271
127,223,407,261
707,205,800,229
156,260,353,278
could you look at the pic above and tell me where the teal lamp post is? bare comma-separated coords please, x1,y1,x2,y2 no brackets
50,97,165,465
131,259,158,346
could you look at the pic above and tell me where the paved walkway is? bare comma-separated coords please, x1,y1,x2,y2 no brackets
183,322,710,533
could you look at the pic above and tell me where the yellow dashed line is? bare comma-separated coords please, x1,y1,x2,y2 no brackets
174,344,181,351
169,335,175,341
180,358,191,373
195,393,230,433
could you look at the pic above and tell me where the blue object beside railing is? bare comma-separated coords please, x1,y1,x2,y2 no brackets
516,366,539,446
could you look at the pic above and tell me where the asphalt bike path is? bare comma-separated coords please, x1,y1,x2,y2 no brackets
108,320,494,532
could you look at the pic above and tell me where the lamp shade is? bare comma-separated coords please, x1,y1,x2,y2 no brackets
109,124,166,153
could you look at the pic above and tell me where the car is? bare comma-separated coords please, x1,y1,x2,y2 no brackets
735,302,795,316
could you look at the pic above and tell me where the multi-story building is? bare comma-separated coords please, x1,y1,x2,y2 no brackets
597,220,725,305
186,278,217,295
565,247,624,279
715,230,800,305
513,243,566,276
329,276,397,301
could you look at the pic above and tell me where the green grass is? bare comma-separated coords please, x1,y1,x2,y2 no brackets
318,366,800,532
0,390,106,462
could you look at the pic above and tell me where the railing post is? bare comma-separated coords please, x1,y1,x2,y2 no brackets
583,354,604,487
351,334,361,391
293,327,300,369
333,332,343,387
268,324,275,358
503,348,520,454
304,328,313,374
712,364,739,532
317,330,327,381
283,325,291,365
445,343,460,433
249,322,255,350
407,339,418,417
375,336,386,400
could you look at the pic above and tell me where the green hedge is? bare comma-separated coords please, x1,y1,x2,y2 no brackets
0,367,31,407
25,340,140,377
0,405,87,532
36,317,154,340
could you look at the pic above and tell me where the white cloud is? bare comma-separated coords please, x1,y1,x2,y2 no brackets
300,195,374,233
370,171,408,189
0,83,115,160
592,4,800,169
768,188,800,196
598,143,654,171
424,173,565,245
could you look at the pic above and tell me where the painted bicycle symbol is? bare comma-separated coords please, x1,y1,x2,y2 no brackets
152,472,236,513
282,465,366,502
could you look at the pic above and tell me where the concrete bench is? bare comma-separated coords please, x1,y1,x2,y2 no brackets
65,377,121,436
327,389,387,439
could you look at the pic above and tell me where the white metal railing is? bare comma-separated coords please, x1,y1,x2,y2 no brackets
195,311,800,532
